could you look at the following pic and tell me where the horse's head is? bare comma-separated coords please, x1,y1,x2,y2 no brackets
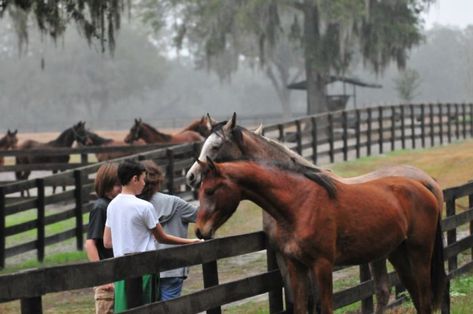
195,157,241,240
1,129,18,149
70,121,88,145
186,112,244,188
75,129,95,146
124,118,143,144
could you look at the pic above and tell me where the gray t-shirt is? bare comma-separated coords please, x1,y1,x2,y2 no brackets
149,192,199,278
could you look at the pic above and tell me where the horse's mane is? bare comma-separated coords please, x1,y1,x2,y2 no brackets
142,122,172,142
48,127,75,146
87,131,113,145
265,161,337,199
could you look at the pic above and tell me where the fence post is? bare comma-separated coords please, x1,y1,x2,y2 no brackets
378,106,383,154
311,117,318,165
430,103,435,146
439,104,444,145
295,120,302,155
203,260,221,314
0,186,5,269
342,111,348,161
21,297,43,314
462,103,467,138
470,103,473,137
421,105,426,148
390,106,396,151
446,196,457,272
328,114,334,163
455,104,460,139
36,179,45,262
125,277,144,309
356,110,361,158
166,149,175,195
401,105,406,149
278,124,284,142
410,104,416,149
359,264,374,314
367,108,372,156
266,241,284,313
73,170,84,251
447,104,452,143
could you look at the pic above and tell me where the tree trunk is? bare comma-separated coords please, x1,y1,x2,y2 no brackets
303,1,328,115
265,65,292,119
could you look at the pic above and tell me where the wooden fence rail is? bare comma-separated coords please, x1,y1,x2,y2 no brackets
0,103,473,313
1,181,473,313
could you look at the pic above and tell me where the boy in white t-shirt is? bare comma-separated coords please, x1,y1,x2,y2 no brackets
103,160,201,312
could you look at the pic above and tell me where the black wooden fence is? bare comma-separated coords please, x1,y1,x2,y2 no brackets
0,103,473,313
0,180,473,314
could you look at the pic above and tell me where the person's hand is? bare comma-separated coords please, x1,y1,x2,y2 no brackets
192,238,205,243
100,283,114,291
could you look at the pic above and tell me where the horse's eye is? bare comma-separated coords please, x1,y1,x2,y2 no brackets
205,188,215,196
211,146,219,151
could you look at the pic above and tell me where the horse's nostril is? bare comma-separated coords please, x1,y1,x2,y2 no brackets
189,173,195,181
196,228,202,239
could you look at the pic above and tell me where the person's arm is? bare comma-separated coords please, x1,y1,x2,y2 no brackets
175,198,199,223
152,224,202,245
85,239,100,262
103,226,113,249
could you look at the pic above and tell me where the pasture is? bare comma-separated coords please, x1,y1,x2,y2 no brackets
1,138,473,313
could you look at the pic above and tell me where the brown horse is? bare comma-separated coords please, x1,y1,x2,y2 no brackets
180,115,212,138
124,118,204,144
77,129,146,162
196,158,446,314
0,129,18,166
15,122,87,182
186,113,445,313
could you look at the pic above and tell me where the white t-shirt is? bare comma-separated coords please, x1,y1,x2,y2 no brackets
105,193,160,257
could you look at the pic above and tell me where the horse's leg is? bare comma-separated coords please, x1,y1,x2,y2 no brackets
311,257,333,314
286,258,310,314
404,242,434,314
369,259,391,313
387,243,421,312
52,170,58,194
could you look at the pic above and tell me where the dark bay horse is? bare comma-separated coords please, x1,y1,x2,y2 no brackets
196,158,446,314
0,129,18,166
78,130,145,162
15,122,87,183
124,118,204,144
186,113,445,313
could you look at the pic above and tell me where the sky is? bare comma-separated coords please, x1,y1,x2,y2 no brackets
423,0,473,29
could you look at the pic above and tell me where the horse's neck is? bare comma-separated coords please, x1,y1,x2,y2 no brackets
226,163,302,223
0,136,7,148
50,129,75,147
91,133,112,145
144,125,172,142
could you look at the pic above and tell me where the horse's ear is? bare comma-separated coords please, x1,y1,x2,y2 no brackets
206,113,217,128
13,129,17,135
253,124,263,135
7,129,11,134
223,112,237,132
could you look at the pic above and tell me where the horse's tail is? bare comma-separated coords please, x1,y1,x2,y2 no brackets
431,215,447,310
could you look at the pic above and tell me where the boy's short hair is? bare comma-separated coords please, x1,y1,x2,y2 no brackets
118,160,146,186
94,162,119,198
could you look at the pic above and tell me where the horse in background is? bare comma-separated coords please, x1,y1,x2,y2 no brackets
196,158,446,314
0,129,18,166
15,122,87,191
77,129,145,162
180,115,212,138
186,113,445,313
124,118,203,144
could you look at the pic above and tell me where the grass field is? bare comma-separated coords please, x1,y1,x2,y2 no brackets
2,139,473,313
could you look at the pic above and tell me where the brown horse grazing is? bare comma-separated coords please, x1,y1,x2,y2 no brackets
124,118,204,144
186,113,445,313
15,122,87,183
0,129,18,166
180,115,212,138
196,158,446,314
77,129,146,162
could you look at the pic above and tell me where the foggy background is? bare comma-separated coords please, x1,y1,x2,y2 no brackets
0,0,472,132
